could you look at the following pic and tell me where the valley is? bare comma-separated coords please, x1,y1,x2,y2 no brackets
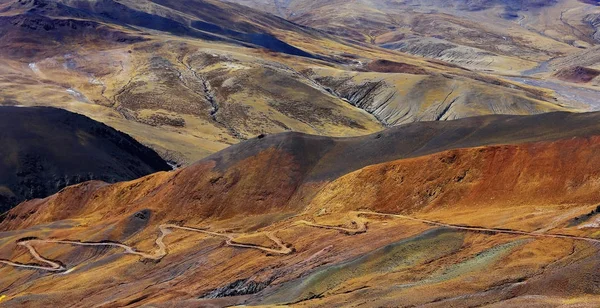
1,0,600,307
0,0,589,165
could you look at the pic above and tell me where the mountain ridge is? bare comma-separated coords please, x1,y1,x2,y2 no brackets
4,111,600,306
0,106,171,214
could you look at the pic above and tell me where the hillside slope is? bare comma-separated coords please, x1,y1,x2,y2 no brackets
3,112,600,306
224,0,600,72
0,106,170,213
0,0,575,165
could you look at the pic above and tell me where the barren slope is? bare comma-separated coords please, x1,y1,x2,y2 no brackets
0,0,576,165
3,112,600,306
224,0,600,72
0,106,170,213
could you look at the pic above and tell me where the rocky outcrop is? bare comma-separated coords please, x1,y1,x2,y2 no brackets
381,37,501,70
201,278,273,298
585,13,600,43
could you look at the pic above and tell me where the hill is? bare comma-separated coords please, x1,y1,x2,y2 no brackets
0,0,575,165
0,106,170,213
3,112,600,306
224,0,600,72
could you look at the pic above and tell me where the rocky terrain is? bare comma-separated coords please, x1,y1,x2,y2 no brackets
3,112,600,306
222,0,600,113
0,0,583,165
3,1,600,307
225,0,600,71
0,106,170,213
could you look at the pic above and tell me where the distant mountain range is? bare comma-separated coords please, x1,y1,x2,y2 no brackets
224,0,600,67
0,0,590,166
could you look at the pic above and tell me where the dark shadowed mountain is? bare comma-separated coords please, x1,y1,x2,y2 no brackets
0,106,170,213
0,0,319,59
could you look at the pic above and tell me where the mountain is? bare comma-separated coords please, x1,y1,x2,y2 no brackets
0,0,577,165
0,106,170,213
221,0,600,112
224,0,600,72
3,111,600,306
3,0,600,307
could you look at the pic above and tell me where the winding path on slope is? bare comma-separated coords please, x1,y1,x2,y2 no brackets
3,210,600,273
0,224,292,272
295,212,367,235
300,211,600,244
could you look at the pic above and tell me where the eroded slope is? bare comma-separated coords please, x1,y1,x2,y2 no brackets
3,112,600,306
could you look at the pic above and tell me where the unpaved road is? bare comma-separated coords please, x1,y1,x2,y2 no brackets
356,211,600,243
0,224,291,272
296,212,367,235
299,211,600,244
3,211,600,273
0,241,65,271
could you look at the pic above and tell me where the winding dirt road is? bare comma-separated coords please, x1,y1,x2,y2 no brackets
3,210,600,273
357,211,600,243
0,240,66,271
296,212,367,235
0,224,292,272
300,211,600,244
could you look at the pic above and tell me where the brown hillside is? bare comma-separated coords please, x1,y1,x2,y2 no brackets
555,66,600,83
4,112,600,306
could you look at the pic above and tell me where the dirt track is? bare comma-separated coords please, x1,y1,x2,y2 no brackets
296,212,367,235
355,211,600,243
3,211,600,273
297,211,600,244
0,224,291,272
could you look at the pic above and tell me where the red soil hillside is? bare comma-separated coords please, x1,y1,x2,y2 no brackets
6,111,600,230
308,136,600,215
4,112,600,306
